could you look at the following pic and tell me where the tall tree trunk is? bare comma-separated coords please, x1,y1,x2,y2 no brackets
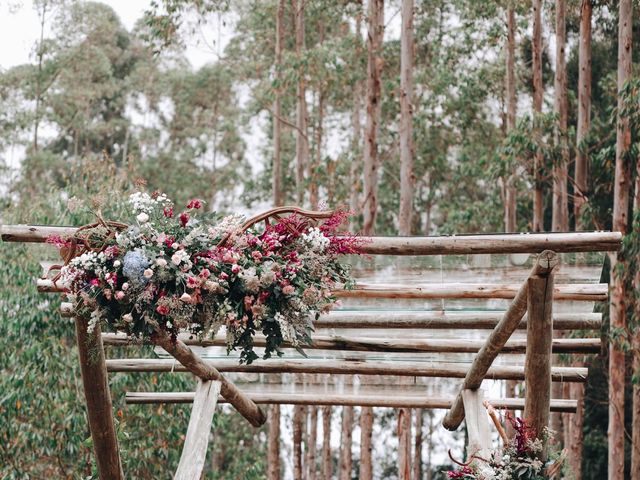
574,0,592,230
350,7,364,231
268,405,281,480
33,1,49,153
322,406,332,480
310,22,325,210
398,408,411,480
307,406,318,480
426,412,434,480
398,0,414,236
552,0,569,233
504,2,517,234
569,378,586,478
632,163,640,480
339,407,353,480
609,2,632,479
292,0,309,206
362,0,384,235
360,407,373,480
413,409,423,480
294,405,305,480
532,0,544,232
273,0,285,206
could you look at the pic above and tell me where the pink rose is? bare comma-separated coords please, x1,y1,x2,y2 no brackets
156,305,169,315
199,269,211,279
251,251,262,261
90,278,100,287
282,285,295,295
187,276,200,288
231,264,241,274
219,272,229,280
115,291,125,300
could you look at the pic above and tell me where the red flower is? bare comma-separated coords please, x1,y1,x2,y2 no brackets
447,466,474,478
156,305,169,316
89,278,100,287
179,212,189,227
164,236,175,248
186,199,203,209
163,207,174,218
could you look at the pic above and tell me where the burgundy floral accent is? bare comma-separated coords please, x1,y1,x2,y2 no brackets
186,199,203,209
46,235,72,249
447,466,474,478
163,207,174,218
179,212,189,227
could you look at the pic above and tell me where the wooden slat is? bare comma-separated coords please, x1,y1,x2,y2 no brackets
39,278,607,301
2,224,621,253
442,250,559,431
174,379,221,480
104,358,589,382
124,391,578,413
101,332,601,354
59,302,603,330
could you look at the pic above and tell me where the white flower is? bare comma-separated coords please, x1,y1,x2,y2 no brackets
136,212,149,223
301,227,330,252
180,293,192,302
143,268,154,279
122,282,130,291
156,258,167,267
122,313,133,323
171,250,189,265
113,260,121,267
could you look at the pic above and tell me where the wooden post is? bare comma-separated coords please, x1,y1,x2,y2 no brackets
322,406,332,480
360,407,373,480
307,406,318,480
293,404,305,480
398,408,411,480
74,317,124,480
174,379,221,480
413,409,423,480
152,329,266,427
442,250,559,430
268,405,281,480
339,406,354,480
524,263,556,459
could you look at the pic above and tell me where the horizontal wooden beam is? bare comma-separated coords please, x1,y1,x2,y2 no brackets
40,278,607,301
59,303,602,330
124,391,578,412
2,224,621,254
105,358,588,382
101,332,601,354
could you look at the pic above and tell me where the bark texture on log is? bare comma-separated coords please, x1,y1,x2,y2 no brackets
574,0,592,230
362,0,384,235
307,406,318,480
532,0,544,231
568,381,585,479
398,408,412,480
293,404,305,480
74,318,124,480
413,409,423,480
504,3,517,233
360,407,373,480
272,0,285,206
524,271,555,460
398,0,414,236
339,406,353,480
609,1,632,478
292,0,309,206
268,405,281,480
322,406,332,480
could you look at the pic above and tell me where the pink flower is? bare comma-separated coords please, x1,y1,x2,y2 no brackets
187,276,200,288
244,295,254,310
156,305,169,315
282,285,295,295
122,282,130,291
180,293,193,303
115,291,125,300
179,212,189,227
90,278,100,287
199,269,211,279
186,199,203,209
219,272,229,280
231,264,241,274
251,251,262,262
163,206,174,218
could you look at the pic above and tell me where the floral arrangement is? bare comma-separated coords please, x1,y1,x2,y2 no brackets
446,416,564,480
49,192,361,363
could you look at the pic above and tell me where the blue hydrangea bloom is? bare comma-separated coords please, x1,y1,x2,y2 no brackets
122,250,150,287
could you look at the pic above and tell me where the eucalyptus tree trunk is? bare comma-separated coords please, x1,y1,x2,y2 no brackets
268,405,281,480
310,22,325,210
294,404,305,480
398,0,414,236
338,407,353,480
398,408,411,480
322,406,332,480
360,407,373,480
363,0,384,235
272,0,285,206
632,166,640,480
609,1,633,478
350,9,364,231
413,409,423,480
292,0,309,206
307,406,318,480
550,0,568,447
34,1,49,153
531,0,544,232
504,2,517,234
574,0,592,231
552,0,569,233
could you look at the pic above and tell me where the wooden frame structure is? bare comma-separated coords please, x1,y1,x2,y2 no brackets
1,225,621,479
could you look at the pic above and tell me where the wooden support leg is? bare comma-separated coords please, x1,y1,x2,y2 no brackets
339,406,354,480
322,406,332,480
174,379,221,480
461,389,491,461
267,405,281,480
524,267,555,459
74,317,124,480
398,408,411,480
360,407,373,480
